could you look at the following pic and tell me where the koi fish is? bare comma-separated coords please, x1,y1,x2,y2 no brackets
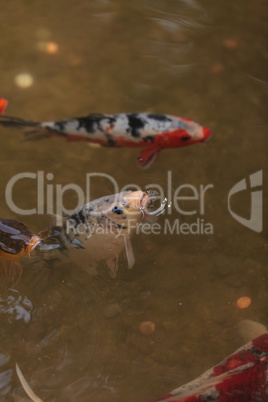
15,321,268,402
0,108,211,168
152,321,268,402
0,219,42,287
40,190,158,277
0,98,8,113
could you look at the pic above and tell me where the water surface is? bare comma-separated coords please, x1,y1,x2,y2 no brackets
0,0,267,400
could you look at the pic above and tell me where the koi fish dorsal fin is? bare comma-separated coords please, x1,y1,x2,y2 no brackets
137,147,161,169
0,98,8,113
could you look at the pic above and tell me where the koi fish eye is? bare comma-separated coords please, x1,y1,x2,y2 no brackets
0,244,14,253
112,206,124,215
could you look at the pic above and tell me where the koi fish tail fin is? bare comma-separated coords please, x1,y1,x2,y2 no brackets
0,115,47,140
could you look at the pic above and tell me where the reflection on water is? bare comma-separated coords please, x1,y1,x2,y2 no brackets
0,0,267,400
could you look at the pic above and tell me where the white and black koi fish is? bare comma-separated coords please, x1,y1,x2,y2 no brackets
0,100,211,168
40,191,156,277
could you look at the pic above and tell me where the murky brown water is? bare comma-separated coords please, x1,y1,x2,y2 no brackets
0,0,267,400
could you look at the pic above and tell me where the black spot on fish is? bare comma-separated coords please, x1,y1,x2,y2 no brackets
67,210,85,228
127,114,144,138
147,114,172,122
55,121,66,131
96,116,116,133
108,117,116,126
143,136,155,143
252,347,263,356
78,210,85,223
181,136,191,141
67,215,80,227
48,123,67,136
77,117,98,133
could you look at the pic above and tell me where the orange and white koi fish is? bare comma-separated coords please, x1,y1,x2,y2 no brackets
0,100,211,168
0,218,41,287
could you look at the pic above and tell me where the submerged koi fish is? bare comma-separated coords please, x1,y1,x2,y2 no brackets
0,219,41,287
0,98,8,113
152,321,268,402
0,105,211,168
41,190,157,277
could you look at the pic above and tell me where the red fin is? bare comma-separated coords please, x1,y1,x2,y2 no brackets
137,147,161,169
0,98,8,114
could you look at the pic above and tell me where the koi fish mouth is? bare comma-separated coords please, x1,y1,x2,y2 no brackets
125,191,150,209
202,126,212,142
26,236,41,254
125,191,167,216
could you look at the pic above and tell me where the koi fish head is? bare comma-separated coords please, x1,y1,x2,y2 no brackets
25,235,41,255
0,219,40,261
97,191,150,233
156,117,211,149
66,191,151,239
